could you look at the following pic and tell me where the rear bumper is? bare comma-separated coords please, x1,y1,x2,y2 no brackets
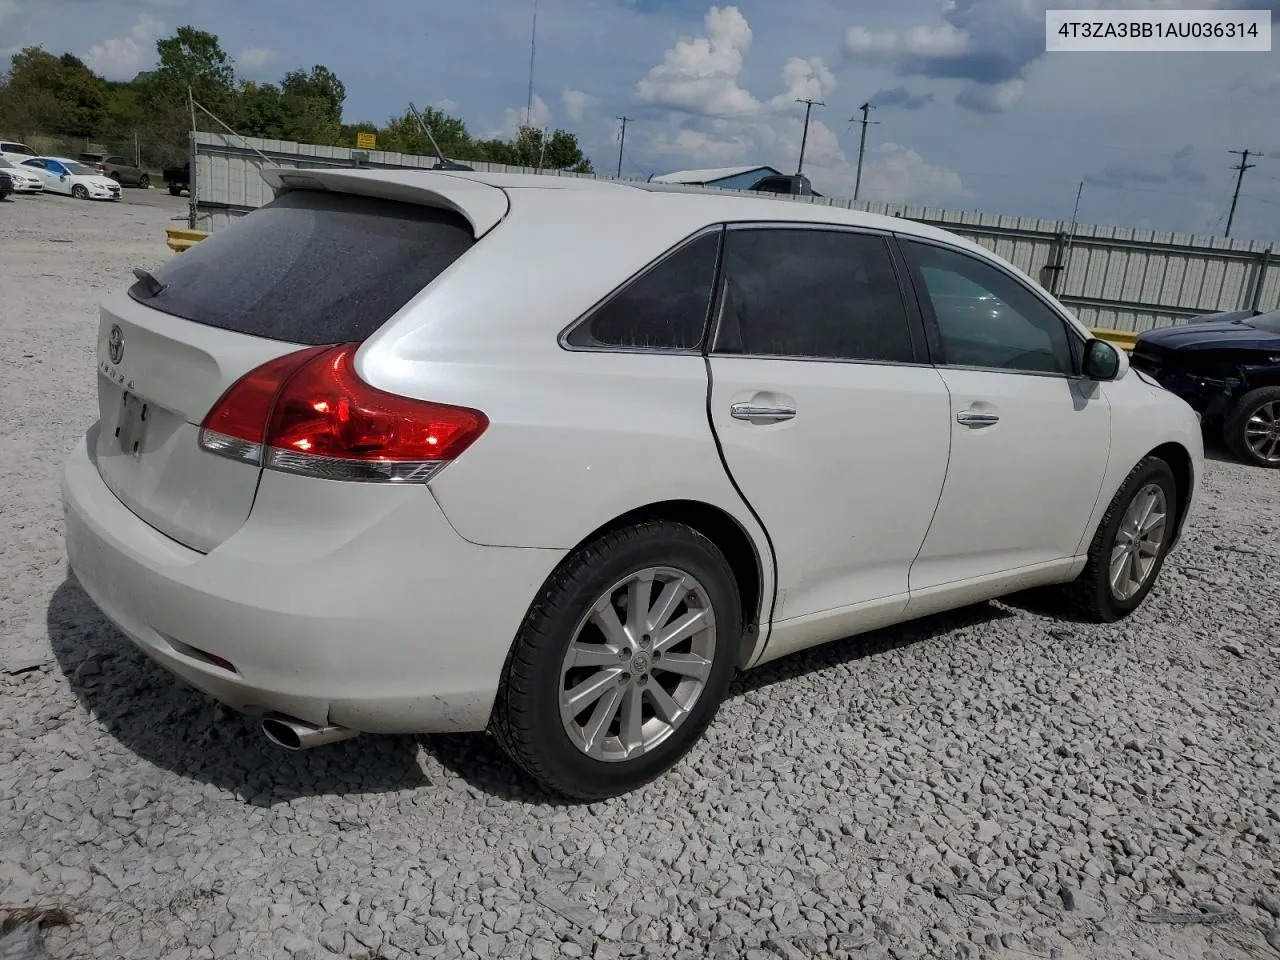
62,428,563,734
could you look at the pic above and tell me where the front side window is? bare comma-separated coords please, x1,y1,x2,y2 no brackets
903,240,1075,376
565,231,720,351
714,228,914,363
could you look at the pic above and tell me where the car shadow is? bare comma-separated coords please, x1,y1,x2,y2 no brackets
52,572,1022,807
47,574,432,807
428,601,1018,803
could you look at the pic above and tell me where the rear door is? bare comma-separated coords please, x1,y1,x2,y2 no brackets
707,225,951,649
93,187,486,551
898,238,1111,594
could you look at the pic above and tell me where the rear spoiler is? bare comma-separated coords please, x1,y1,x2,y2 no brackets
259,166,510,238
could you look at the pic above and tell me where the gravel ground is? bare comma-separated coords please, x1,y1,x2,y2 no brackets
2,190,1279,960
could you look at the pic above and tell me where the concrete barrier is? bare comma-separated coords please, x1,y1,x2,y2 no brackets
1089,328,1139,352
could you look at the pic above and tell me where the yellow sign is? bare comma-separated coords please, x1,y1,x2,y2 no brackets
355,132,377,150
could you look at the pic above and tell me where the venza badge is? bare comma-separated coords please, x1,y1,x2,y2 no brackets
108,324,125,364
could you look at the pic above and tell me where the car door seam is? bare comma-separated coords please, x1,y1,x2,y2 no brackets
702,355,779,667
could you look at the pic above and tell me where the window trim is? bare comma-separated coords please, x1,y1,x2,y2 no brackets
705,221,933,368
895,233,1089,380
557,225,726,355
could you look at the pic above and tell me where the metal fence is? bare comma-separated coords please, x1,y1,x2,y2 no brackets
189,131,1278,333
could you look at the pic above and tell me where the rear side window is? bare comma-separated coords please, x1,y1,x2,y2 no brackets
129,190,476,345
714,228,914,363
565,232,720,351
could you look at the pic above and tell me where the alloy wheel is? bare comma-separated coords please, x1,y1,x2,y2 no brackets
1109,482,1168,601
1244,400,1280,463
558,566,716,762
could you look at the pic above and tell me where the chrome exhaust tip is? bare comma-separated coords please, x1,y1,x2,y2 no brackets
261,713,359,750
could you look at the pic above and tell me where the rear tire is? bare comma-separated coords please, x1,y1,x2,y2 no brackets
491,521,741,800
168,184,183,197
1059,456,1178,622
109,172,122,184
71,185,89,200
1224,387,1280,468
138,174,150,189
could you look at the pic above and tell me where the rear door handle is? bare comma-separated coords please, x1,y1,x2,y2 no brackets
956,410,999,427
731,403,796,423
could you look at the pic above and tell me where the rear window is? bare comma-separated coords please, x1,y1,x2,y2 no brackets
130,190,476,345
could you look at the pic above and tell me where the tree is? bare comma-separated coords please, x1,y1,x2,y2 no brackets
0,47,106,139
280,65,345,125
476,126,593,172
378,106,471,157
147,27,235,113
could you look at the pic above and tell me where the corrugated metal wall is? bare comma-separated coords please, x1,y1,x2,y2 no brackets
191,131,1278,332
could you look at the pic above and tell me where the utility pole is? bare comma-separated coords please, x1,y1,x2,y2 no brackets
794,98,824,176
525,0,539,126
851,101,878,202
1226,149,1261,238
615,116,631,179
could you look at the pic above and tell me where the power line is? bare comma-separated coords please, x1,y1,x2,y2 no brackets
1226,149,1262,237
794,98,823,176
850,102,879,203
615,116,632,179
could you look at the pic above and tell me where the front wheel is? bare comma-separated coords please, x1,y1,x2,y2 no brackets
71,185,89,200
138,174,150,189
168,184,183,197
1224,387,1280,468
491,521,741,800
1060,456,1178,622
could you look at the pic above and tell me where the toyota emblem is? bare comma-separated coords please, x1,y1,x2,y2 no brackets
108,324,125,364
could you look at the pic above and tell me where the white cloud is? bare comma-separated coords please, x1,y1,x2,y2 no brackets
856,142,967,203
846,22,970,58
561,89,599,122
436,98,459,113
237,47,279,71
490,94,552,138
956,77,1026,112
84,16,164,81
636,7,963,206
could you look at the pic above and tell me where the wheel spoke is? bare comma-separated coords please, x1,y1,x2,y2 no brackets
618,687,644,756
1109,545,1130,587
1139,509,1166,537
645,682,686,725
589,599,630,650
581,686,624,757
655,652,711,681
653,608,713,653
625,571,654,642
566,642,623,669
563,669,621,719
645,576,687,633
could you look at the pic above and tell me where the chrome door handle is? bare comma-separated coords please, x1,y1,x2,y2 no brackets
956,410,999,427
731,403,796,423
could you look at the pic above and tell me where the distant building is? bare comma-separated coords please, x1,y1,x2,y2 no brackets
650,165,785,190
649,165,822,197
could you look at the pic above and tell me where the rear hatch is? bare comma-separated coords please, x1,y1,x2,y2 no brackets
94,181,498,552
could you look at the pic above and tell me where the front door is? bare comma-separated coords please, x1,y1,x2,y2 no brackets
707,226,952,658
898,238,1112,595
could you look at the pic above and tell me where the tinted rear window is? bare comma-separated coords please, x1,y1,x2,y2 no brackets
130,190,476,344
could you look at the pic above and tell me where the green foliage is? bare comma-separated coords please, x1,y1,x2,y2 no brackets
0,29,594,174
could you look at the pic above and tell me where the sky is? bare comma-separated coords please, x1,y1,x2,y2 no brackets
4,0,1280,240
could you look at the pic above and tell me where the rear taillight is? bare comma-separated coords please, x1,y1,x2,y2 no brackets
198,343,488,482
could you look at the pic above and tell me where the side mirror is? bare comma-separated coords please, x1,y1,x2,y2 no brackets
1083,338,1124,381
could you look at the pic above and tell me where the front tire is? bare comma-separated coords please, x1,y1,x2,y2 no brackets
491,521,741,800
71,185,89,200
138,174,150,189
168,184,183,197
1061,456,1177,622
1224,387,1280,468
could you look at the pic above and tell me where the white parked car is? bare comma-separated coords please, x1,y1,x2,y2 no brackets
22,156,121,200
0,140,38,164
62,169,1203,798
0,157,44,193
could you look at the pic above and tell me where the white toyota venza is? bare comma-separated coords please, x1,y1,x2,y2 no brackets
62,169,1203,798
